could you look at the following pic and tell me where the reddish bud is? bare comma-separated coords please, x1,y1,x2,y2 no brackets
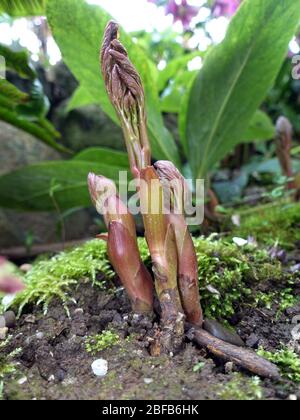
0,258,25,294
107,221,153,313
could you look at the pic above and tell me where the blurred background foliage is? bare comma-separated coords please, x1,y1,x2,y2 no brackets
0,0,299,249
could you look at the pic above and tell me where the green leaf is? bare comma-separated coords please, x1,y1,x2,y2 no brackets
16,80,50,119
67,86,96,112
0,0,46,16
0,160,124,211
0,80,28,104
158,52,203,92
243,110,275,143
0,105,68,153
184,0,300,179
0,80,66,153
46,0,180,166
73,147,129,170
0,44,36,79
160,70,197,114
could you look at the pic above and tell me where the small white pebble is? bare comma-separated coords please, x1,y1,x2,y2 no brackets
74,308,84,315
225,362,234,374
169,352,174,357
289,395,297,401
144,378,153,385
18,377,27,385
91,359,108,377
2,294,16,308
48,375,55,382
231,215,241,227
206,285,221,296
233,237,248,247
0,327,8,340
20,264,32,273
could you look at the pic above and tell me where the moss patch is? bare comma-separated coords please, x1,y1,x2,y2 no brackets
258,348,300,383
3,236,295,321
232,202,300,248
85,330,120,355
217,373,263,400
6,240,114,316
0,338,21,400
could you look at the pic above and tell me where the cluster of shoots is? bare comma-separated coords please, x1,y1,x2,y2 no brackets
88,21,203,353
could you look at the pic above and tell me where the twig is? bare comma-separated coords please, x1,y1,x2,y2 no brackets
187,326,281,380
0,239,90,260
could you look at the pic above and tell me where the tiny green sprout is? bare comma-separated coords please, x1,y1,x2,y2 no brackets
193,362,205,373
85,330,120,355
218,373,263,401
0,337,21,400
257,347,300,383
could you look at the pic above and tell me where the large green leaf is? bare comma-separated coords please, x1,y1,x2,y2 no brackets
67,86,96,112
0,79,67,153
242,110,275,143
0,0,46,16
160,70,197,114
0,44,36,79
46,0,180,165
184,0,300,179
0,160,125,211
73,147,129,170
158,52,203,92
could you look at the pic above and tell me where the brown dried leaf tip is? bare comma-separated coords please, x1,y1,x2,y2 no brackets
101,21,151,174
101,21,144,114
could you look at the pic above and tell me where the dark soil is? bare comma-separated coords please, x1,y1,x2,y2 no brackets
2,280,300,400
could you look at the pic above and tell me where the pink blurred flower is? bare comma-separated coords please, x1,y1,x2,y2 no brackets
166,0,199,29
0,257,25,294
213,0,240,17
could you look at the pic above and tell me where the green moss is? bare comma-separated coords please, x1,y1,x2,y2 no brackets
193,361,205,373
218,374,263,400
255,285,299,314
257,348,300,383
8,240,114,316
194,237,285,320
232,202,300,248
3,236,292,320
0,338,21,400
85,330,120,355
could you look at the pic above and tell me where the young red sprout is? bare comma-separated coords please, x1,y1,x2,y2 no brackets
0,257,25,294
275,116,297,192
154,161,203,327
88,173,154,314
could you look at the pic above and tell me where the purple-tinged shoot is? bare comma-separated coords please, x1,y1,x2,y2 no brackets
0,257,25,294
88,173,154,314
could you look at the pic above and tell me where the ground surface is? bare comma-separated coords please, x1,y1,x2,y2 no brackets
2,280,300,400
